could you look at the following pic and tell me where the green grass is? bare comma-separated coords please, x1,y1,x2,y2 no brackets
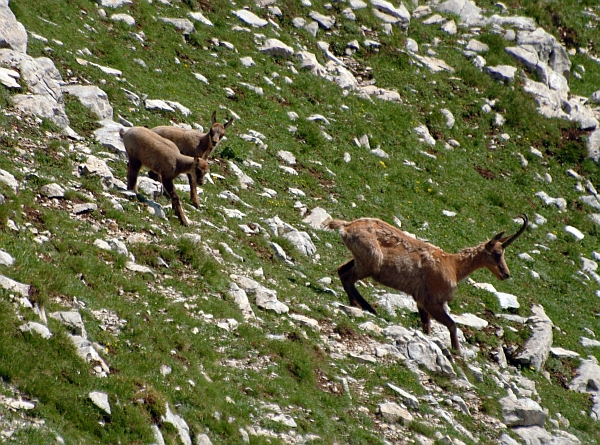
1,0,600,443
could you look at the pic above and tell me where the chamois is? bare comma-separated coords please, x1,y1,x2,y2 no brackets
325,215,528,353
152,111,233,208
119,127,209,226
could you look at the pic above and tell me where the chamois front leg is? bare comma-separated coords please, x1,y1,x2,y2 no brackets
127,159,142,192
427,304,460,353
418,306,431,335
186,173,200,208
337,259,377,315
162,178,189,226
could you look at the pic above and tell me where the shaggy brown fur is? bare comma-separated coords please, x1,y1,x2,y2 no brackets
152,111,233,207
119,127,209,226
326,216,527,353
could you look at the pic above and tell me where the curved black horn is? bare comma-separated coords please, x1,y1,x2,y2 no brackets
502,214,528,248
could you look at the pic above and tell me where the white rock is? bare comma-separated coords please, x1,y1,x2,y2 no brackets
453,313,488,329
496,292,520,309
89,391,111,415
19,322,52,339
0,249,14,266
188,11,213,26
233,9,268,27
111,14,135,26
565,226,584,241
0,169,18,193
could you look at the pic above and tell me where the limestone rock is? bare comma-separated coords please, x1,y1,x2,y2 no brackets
259,39,295,58
0,0,27,53
0,274,30,297
40,183,65,198
19,322,52,339
500,395,547,427
0,168,18,193
49,311,87,337
569,358,600,420
188,11,213,27
62,85,113,120
302,207,331,229
228,282,255,320
0,249,14,266
309,11,335,29
485,65,517,83
515,305,553,371
89,391,111,415
159,17,195,35
233,10,268,27
379,402,413,425
162,404,192,445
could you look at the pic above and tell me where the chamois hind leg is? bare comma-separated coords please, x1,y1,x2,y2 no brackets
337,259,377,315
162,178,189,226
417,306,431,335
187,173,200,208
426,304,460,353
127,160,142,192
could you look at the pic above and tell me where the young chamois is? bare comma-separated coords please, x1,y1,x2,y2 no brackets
119,127,209,227
325,215,528,353
151,111,234,208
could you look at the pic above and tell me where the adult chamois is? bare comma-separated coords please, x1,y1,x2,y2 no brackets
325,215,528,353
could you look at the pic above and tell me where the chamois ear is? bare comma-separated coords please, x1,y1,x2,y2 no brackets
486,231,505,251
224,117,234,129
211,111,217,125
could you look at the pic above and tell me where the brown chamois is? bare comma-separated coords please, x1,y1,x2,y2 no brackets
325,215,528,353
119,127,209,226
151,111,233,208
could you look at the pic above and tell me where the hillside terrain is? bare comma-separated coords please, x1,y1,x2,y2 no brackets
0,0,600,444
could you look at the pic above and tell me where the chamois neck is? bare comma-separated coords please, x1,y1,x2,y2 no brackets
176,154,194,174
452,245,488,282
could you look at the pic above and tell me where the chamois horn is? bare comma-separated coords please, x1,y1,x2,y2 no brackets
501,214,528,249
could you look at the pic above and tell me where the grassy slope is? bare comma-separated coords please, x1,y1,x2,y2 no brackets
0,0,599,443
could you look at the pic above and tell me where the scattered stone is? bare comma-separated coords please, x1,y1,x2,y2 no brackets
302,207,331,229
453,313,488,330
496,292,520,309
0,168,18,193
550,347,579,359
569,358,600,419
387,383,419,409
0,275,30,297
378,402,413,425
289,313,320,331
515,305,553,371
162,404,192,445
233,10,268,27
159,17,195,35
259,39,294,58
188,11,213,26
89,391,111,415
500,395,547,427
19,322,52,339
40,183,65,198
565,226,584,241
485,65,517,83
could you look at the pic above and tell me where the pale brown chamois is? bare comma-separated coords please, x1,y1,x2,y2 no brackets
151,111,234,208
325,215,528,353
119,127,209,227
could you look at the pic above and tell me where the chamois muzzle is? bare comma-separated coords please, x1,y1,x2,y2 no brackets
501,214,528,249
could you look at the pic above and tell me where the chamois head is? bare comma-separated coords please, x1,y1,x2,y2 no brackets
483,214,528,281
191,157,210,186
209,111,234,146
